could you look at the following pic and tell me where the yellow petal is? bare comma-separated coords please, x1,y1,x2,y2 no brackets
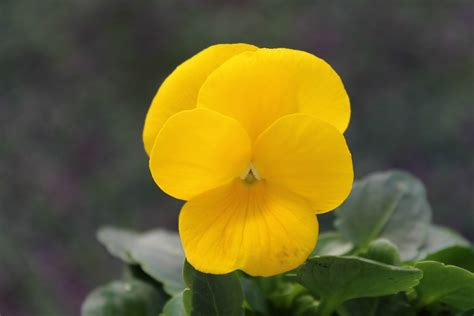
143,43,258,155
149,108,251,200
254,114,353,213
197,48,350,142
180,179,318,276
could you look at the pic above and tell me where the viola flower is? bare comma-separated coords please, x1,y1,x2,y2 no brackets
143,44,353,276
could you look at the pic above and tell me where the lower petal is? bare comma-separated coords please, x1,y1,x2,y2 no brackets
179,179,318,276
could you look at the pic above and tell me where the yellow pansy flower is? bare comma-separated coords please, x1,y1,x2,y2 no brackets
144,43,353,276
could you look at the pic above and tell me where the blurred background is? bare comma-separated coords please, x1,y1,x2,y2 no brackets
1,0,473,315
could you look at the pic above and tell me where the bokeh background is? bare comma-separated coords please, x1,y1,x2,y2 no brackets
1,1,473,315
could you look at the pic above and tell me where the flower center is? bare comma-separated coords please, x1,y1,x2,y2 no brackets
240,162,261,185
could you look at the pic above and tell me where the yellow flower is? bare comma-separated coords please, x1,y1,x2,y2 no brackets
143,44,353,276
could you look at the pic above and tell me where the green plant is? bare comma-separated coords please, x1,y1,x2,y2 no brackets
81,171,474,316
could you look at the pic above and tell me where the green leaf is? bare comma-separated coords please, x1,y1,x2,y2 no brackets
292,294,319,316
97,227,186,295
124,264,167,289
296,256,422,316
81,280,167,316
161,289,191,316
342,294,416,316
362,239,401,266
425,246,474,272
335,170,432,261
311,231,353,256
183,260,196,289
186,263,244,316
182,289,192,315
97,227,139,263
130,229,185,295
416,225,470,259
256,275,307,311
414,261,474,311
241,277,268,314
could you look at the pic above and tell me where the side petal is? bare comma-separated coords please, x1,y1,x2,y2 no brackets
143,43,258,155
197,48,350,142
150,109,251,200
253,114,353,213
179,179,318,276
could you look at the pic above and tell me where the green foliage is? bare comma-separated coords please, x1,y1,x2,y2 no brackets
413,261,474,311
292,294,319,316
129,229,185,295
185,263,244,316
256,274,308,311
82,170,474,315
296,256,422,316
335,171,432,261
416,225,470,259
98,227,185,295
311,231,353,256
97,227,139,264
161,290,191,316
241,277,269,314
425,246,474,272
362,239,401,265
81,279,167,316
342,294,416,316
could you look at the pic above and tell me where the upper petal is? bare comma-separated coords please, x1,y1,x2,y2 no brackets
149,108,251,200
253,114,353,213
197,48,350,142
179,179,318,276
143,43,258,155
